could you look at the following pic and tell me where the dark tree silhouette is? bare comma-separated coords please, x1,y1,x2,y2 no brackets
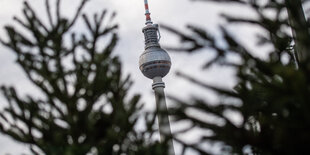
0,0,168,154
163,0,310,154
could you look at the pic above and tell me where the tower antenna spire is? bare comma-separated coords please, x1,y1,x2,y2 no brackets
144,0,153,25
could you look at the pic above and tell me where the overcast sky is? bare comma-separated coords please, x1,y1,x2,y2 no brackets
0,0,266,154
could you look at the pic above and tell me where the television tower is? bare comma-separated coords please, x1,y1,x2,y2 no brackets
139,0,175,154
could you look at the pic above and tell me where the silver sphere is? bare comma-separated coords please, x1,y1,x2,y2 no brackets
139,46,171,79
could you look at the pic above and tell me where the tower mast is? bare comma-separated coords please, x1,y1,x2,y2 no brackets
144,0,153,25
139,0,175,154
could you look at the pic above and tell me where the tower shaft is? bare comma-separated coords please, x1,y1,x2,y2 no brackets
152,77,175,155
285,0,310,63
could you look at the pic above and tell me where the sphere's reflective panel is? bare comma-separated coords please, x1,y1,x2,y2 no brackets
139,46,171,79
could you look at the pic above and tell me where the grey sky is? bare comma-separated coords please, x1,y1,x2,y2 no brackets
0,0,263,154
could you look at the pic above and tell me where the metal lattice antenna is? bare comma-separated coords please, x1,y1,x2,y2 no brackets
144,0,153,25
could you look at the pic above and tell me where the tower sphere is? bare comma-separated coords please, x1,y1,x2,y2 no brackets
139,46,171,79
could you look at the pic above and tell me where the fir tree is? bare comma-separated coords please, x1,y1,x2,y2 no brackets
164,0,310,154
0,0,167,154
